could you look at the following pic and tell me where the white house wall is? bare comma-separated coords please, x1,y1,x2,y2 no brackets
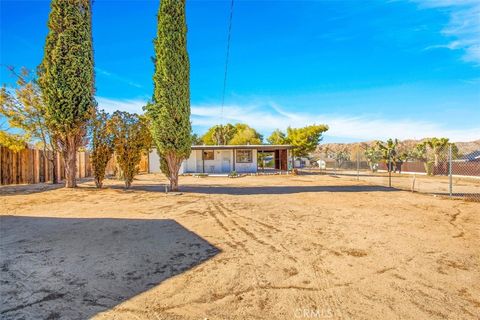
149,148,259,174
148,149,186,174
191,149,235,174
235,149,257,173
184,150,199,173
149,150,161,173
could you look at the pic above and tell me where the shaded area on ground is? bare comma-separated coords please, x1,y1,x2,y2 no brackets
108,184,400,195
0,178,93,196
0,216,220,319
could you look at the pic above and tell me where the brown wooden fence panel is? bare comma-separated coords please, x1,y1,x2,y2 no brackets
0,146,93,186
105,152,149,176
1,146,150,185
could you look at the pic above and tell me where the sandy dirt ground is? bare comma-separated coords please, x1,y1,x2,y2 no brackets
1,173,479,320
304,168,480,199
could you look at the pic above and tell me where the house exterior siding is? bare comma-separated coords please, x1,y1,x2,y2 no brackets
149,145,291,175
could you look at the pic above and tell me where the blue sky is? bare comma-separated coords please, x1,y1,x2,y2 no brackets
1,0,479,142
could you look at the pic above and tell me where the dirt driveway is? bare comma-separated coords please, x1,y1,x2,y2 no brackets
1,174,479,319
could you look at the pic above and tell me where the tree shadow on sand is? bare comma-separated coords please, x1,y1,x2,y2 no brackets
0,216,220,319
0,178,93,196
111,184,400,195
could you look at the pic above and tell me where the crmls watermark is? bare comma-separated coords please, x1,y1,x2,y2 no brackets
293,307,334,318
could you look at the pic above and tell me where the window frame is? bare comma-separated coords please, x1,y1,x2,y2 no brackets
236,149,253,163
203,150,214,160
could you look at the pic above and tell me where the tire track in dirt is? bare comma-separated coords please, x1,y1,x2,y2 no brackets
205,203,247,252
207,200,265,308
213,201,282,253
219,203,283,233
214,200,346,318
311,256,347,319
152,285,333,315
447,204,467,238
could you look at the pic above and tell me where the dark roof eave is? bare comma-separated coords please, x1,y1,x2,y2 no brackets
191,145,293,150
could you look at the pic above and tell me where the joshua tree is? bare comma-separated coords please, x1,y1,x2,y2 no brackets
364,144,383,172
409,142,431,174
213,124,237,145
425,137,451,166
332,148,350,168
376,139,398,172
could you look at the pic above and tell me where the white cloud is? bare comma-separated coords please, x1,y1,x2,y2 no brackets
96,67,143,88
414,0,480,64
191,103,480,142
96,96,146,115
96,97,479,142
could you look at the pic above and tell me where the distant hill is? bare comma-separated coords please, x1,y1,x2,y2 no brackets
312,139,480,160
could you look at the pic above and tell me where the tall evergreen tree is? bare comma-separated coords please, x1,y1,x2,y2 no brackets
39,0,95,188
146,0,191,191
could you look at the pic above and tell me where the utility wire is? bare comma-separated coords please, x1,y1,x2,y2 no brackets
221,0,234,124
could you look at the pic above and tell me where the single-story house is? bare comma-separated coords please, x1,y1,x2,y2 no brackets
149,144,294,174
458,150,480,162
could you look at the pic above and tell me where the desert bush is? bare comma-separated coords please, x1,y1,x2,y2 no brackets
90,110,114,188
110,111,151,188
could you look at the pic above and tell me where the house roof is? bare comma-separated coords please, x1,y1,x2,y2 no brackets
191,144,293,151
459,150,480,161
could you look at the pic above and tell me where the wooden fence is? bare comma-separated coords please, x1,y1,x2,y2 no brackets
0,146,92,185
1,146,149,185
105,152,149,176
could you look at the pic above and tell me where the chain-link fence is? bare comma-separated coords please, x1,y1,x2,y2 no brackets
304,145,480,201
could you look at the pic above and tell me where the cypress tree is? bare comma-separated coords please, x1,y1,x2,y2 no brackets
39,0,95,188
146,0,191,191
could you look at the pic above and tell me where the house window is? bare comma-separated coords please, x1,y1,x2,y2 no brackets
236,150,252,163
203,150,214,160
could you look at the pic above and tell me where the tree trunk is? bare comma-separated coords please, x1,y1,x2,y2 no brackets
51,150,58,184
95,177,102,188
64,145,77,188
434,153,439,167
166,153,181,192
169,170,179,191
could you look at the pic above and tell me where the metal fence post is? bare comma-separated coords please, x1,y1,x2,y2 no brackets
449,144,452,197
388,152,392,188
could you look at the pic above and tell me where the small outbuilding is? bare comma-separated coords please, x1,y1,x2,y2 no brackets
149,145,294,175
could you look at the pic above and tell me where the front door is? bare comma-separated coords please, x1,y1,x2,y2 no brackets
222,151,231,173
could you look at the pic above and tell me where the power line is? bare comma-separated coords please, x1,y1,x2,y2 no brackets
221,0,234,124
